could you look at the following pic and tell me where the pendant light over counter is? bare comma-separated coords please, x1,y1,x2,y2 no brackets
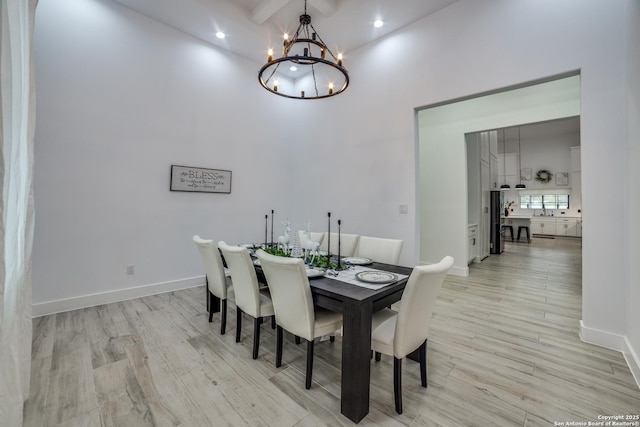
515,126,526,189
500,128,510,190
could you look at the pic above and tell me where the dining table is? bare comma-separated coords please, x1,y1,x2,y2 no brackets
303,262,413,423
210,248,413,423
264,257,413,423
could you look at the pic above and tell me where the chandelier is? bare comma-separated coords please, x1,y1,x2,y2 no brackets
258,0,349,100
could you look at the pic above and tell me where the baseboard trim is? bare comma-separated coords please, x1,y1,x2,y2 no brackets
623,336,640,390
579,321,640,389
579,320,625,351
32,276,205,317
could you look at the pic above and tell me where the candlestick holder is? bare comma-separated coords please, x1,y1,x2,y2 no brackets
336,219,343,270
270,209,275,248
326,212,331,259
264,214,268,248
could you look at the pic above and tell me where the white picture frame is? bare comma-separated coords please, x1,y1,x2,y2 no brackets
556,172,569,185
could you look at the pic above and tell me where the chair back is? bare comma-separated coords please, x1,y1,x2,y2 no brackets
393,256,453,358
193,235,229,299
355,236,404,264
256,250,315,341
218,241,261,317
320,232,359,257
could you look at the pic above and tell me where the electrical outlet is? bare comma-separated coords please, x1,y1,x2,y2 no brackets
126,265,135,275
399,204,409,214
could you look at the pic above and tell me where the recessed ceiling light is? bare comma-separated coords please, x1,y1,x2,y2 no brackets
374,20,384,28
216,32,226,39
289,66,297,71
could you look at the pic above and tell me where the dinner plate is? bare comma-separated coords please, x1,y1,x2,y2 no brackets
355,271,398,284
342,257,372,266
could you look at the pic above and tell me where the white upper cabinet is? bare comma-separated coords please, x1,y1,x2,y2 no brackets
489,130,498,157
480,132,490,163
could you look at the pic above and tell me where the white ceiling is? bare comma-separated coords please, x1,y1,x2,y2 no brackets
110,0,460,65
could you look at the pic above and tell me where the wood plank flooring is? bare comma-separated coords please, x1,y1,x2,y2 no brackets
24,237,640,426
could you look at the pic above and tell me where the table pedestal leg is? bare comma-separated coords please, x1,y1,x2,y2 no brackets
341,300,372,423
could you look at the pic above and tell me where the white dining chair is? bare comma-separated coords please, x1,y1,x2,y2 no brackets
319,232,359,257
218,241,275,360
355,236,403,264
193,235,234,334
256,249,343,389
371,256,453,414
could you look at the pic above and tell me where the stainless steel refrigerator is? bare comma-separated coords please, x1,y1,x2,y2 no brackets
490,191,503,254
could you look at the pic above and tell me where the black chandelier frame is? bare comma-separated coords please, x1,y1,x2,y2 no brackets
258,3,349,100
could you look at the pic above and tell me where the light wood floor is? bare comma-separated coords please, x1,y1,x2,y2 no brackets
24,237,640,426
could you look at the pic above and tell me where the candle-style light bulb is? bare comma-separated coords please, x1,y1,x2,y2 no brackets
337,53,343,67
267,48,273,62
283,33,289,41
274,79,279,92
328,82,334,95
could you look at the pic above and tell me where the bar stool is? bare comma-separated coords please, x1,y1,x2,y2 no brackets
517,226,531,243
502,225,514,241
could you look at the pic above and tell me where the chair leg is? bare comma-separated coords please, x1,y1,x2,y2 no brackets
276,326,283,368
295,336,301,345
394,357,403,414
208,291,215,323
220,299,227,335
271,315,276,329
375,351,381,362
236,307,242,343
206,277,209,313
253,317,261,360
329,335,335,343
305,339,314,389
419,340,427,388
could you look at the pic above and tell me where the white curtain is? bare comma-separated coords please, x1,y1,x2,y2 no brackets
0,0,37,425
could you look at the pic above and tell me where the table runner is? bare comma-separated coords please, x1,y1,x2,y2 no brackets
326,265,409,290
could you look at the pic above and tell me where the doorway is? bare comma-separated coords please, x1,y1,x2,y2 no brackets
416,73,581,277
466,118,581,263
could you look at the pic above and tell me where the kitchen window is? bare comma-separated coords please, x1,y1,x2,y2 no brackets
520,194,569,209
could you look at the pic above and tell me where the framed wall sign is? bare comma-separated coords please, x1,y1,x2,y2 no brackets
556,172,569,185
170,165,232,193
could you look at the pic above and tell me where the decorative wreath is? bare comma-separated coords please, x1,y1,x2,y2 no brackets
535,169,553,183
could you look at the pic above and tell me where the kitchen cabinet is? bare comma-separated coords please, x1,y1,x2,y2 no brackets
530,217,556,235
556,218,578,236
530,216,582,237
468,224,478,264
490,156,498,190
489,131,498,157
480,132,489,163
480,163,490,260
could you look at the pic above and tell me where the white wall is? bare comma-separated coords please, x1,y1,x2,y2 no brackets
506,124,582,217
418,77,581,275
288,0,636,371
624,0,640,385
32,0,639,384
32,0,294,314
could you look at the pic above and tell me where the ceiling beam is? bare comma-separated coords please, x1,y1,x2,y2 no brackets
308,0,337,16
251,0,292,24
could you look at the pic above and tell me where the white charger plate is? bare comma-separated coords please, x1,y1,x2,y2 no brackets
355,271,398,284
